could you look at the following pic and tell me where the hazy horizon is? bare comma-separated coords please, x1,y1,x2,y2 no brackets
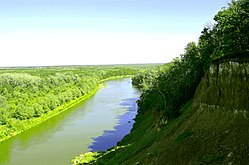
0,0,229,67
0,62,165,68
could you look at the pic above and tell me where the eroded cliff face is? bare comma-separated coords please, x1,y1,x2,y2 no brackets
91,56,249,165
150,57,249,164
194,56,249,114
177,56,249,164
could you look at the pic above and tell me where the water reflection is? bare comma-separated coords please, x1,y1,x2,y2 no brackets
89,96,140,151
0,78,141,165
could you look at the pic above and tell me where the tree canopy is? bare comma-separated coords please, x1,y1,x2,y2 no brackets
133,0,249,119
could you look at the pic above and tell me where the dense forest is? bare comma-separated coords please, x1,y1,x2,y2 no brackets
133,0,249,120
0,65,153,141
72,0,249,164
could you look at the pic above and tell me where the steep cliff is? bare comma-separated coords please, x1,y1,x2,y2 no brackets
194,54,249,110
75,56,249,165
171,55,249,164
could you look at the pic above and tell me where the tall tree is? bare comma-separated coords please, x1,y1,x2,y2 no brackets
206,0,249,58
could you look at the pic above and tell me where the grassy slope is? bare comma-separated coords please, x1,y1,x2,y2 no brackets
91,101,193,165
78,59,249,165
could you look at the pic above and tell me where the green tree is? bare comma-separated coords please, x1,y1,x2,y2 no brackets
200,0,249,59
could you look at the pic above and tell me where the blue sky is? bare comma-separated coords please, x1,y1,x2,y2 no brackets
0,0,229,66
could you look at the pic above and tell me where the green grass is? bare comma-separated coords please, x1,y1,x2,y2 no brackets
199,153,224,164
72,101,193,164
174,131,193,144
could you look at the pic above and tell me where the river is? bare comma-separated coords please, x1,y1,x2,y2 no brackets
0,78,141,165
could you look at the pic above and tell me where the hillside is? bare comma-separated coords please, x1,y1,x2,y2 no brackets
75,55,249,165
72,1,249,164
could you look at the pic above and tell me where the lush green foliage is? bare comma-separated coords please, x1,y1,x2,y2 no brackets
71,145,129,165
0,65,145,140
200,0,249,59
136,42,203,118
133,0,249,119
132,63,172,91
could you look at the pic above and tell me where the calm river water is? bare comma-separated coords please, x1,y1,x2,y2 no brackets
0,78,140,165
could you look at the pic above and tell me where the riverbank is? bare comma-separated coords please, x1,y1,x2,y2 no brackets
73,56,249,164
0,75,132,143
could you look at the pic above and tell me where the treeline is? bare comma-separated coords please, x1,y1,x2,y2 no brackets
0,65,138,127
133,0,249,119
132,63,172,91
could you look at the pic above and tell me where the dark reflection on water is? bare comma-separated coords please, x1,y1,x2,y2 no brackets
89,97,139,151
0,78,141,165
